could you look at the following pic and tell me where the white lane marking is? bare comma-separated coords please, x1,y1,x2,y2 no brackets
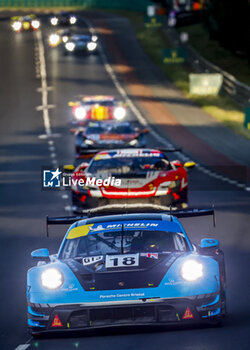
37,86,53,92
38,133,61,139
49,146,55,151
14,344,30,350
65,205,72,211
85,19,248,191
48,140,54,145
14,336,32,350
62,194,69,199
35,29,52,136
50,153,57,158
36,104,55,111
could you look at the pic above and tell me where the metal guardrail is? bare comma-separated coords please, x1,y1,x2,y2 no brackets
166,27,250,107
0,0,83,6
0,0,153,11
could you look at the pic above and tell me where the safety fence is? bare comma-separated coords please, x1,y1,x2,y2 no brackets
0,0,153,11
166,27,250,107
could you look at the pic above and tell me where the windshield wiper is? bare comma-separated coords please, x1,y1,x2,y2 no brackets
93,234,120,251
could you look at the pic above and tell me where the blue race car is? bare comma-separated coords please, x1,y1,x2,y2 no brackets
63,34,98,55
27,205,226,335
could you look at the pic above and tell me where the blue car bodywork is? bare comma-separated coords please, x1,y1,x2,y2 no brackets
27,210,226,334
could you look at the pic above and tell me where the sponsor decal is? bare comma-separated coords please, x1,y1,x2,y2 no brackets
83,256,103,266
88,225,106,232
182,307,194,320
141,253,158,259
99,292,145,299
51,314,63,327
67,221,174,239
106,222,159,229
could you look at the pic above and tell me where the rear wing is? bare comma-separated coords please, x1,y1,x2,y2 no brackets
76,147,182,156
46,204,215,237
158,148,181,153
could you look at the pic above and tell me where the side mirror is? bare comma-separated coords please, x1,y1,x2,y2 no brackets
172,160,183,168
31,248,49,260
184,161,196,168
142,128,149,134
200,238,219,249
63,164,75,172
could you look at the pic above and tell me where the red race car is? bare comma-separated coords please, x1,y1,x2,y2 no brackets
69,148,195,212
68,95,127,124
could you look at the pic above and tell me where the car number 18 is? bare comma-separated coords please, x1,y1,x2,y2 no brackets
105,254,139,268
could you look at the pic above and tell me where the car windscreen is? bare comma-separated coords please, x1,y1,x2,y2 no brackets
88,156,171,174
109,125,135,134
60,230,188,259
86,126,106,134
84,100,116,106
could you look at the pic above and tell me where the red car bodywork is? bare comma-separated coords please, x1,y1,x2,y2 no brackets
71,149,190,210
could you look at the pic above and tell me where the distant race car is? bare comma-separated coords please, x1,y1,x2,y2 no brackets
27,206,226,335
69,95,127,124
48,29,71,47
63,34,98,55
11,14,40,32
49,12,78,26
70,148,195,211
72,122,148,154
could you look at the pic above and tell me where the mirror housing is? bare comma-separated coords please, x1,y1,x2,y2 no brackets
200,238,219,249
31,248,49,260
63,164,75,172
184,161,196,168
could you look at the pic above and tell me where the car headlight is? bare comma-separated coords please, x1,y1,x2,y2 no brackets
169,181,176,188
49,34,60,46
65,42,75,51
31,20,40,29
51,17,58,26
41,268,63,289
129,139,138,146
69,16,77,24
87,41,97,52
181,260,203,281
62,35,69,43
91,35,98,42
114,107,126,120
12,21,22,31
85,139,94,145
74,107,86,120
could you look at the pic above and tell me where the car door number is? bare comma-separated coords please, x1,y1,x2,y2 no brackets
105,254,139,268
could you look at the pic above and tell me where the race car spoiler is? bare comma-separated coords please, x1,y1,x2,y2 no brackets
46,204,215,236
76,147,182,158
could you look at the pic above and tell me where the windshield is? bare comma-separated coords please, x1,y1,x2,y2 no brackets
60,230,188,259
84,100,115,106
86,126,106,134
109,125,135,134
88,156,171,174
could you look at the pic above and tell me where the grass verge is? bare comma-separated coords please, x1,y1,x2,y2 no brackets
177,23,250,86
101,9,250,140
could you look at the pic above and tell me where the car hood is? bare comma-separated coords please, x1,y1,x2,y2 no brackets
65,252,180,291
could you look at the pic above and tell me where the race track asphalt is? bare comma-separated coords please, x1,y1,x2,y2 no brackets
0,13,250,350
